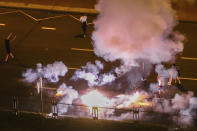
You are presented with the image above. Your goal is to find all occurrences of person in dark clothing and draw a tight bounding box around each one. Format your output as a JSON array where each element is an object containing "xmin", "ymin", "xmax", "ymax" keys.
[
  {"xmin": 172, "ymin": 64, "xmax": 181, "ymax": 84},
  {"xmin": 80, "ymin": 15, "xmax": 87, "ymax": 38},
  {"xmin": 4, "ymin": 33, "xmax": 16, "ymax": 62},
  {"xmin": 172, "ymin": 64, "xmax": 183, "ymax": 90}
]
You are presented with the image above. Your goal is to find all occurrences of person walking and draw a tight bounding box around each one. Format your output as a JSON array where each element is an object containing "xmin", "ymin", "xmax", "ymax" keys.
[
  {"xmin": 80, "ymin": 15, "xmax": 87, "ymax": 38},
  {"xmin": 4, "ymin": 33, "xmax": 16, "ymax": 62}
]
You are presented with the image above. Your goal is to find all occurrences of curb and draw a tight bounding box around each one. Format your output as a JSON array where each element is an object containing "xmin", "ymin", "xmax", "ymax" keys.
[{"xmin": 0, "ymin": 1, "xmax": 99, "ymax": 14}]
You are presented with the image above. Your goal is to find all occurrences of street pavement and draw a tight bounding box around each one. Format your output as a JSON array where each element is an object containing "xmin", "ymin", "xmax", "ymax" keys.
[
  {"xmin": 1, "ymin": 0, "xmax": 197, "ymax": 21},
  {"xmin": 0, "ymin": 8, "xmax": 97, "ymax": 96},
  {"xmin": 0, "ymin": 8, "xmax": 197, "ymax": 105},
  {"xmin": 0, "ymin": 0, "xmax": 98, "ymax": 14},
  {"xmin": 1, "ymin": 0, "xmax": 96, "ymax": 9}
]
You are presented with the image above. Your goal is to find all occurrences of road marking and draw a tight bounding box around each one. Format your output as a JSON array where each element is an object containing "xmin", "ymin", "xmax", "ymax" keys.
[
  {"xmin": 38, "ymin": 14, "xmax": 67, "ymax": 21},
  {"xmin": 181, "ymin": 57, "xmax": 197, "ymax": 61},
  {"xmin": 0, "ymin": 10, "xmax": 18, "ymax": 15},
  {"xmin": 0, "ymin": 23, "xmax": 6, "ymax": 26},
  {"xmin": 88, "ymin": 23, "xmax": 94, "ymax": 25},
  {"xmin": 69, "ymin": 15, "xmax": 81, "ymax": 22},
  {"xmin": 19, "ymin": 10, "xmax": 38, "ymax": 21},
  {"xmin": 71, "ymin": 48, "xmax": 94, "ymax": 52},
  {"xmin": 41, "ymin": 27, "xmax": 56, "ymax": 30},
  {"xmin": 0, "ymin": 10, "xmax": 94, "ymax": 26},
  {"xmin": 68, "ymin": 67, "xmax": 81, "ymax": 70},
  {"xmin": 180, "ymin": 77, "xmax": 197, "ymax": 81}
]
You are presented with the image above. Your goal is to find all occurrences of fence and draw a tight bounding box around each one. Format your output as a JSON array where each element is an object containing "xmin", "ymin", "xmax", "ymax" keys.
[{"xmin": 0, "ymin": 95, "xmax": 196, "ymax": 128}]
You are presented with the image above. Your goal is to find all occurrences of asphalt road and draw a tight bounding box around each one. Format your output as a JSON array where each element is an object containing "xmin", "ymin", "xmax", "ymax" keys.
[{"xmin": 0, "ymin": 8, "xmax": 197, "ymax": 103}]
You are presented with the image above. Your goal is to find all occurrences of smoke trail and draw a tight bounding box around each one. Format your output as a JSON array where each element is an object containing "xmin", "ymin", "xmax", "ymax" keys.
[
  {"xmin": 92, "ymin": 0, "xmax": 184, "ymax": 74},
  {"xmin": 22, "ymin": 61, "xmax": 68, "ymax": 83},
  {"xmin": 57, "ymin": 83, "xmax": 79, "ymax": 114},
  {"xmin": 72, "ymin": 60, "xmax": 116, "ymax": 87}
]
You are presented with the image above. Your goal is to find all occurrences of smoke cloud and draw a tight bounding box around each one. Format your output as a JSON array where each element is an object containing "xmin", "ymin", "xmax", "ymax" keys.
[
  {"xmin": 72, "ymin": 60, "xmax": 116, "ymax": 87},
  {"xmin": 152, "ymin": 91, "xmax": 197, "ymax": 126},
  {"xmin": 92, "ymin": 0, "xmax": 184, "ymax": 72},
  {"xmin": 57, "ymin": 83, "xmax": 79, "ymax": 114},
  {"xmin": 22, "ymin": 61, "xmax": 68, "ymax": 83},
  {"xmin": 155, "ymin": 64, "xmax": 178, "ymax": 79}
]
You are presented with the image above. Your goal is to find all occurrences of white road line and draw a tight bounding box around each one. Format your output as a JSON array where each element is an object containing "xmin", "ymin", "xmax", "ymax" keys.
[
  {"xmin": 38, "ymin": 15, "xmax": 67, "ymax": 21},
  {"xmin": 69, "ymin": 15, "xmax": 81, "ymax": 22},
  {"xmin": 0, "ymin": 10, "xmax": 18, "ymax": 15},
  {"xmin": 19, "ymin": 10, "xmax": 38, "ymax": 21}
]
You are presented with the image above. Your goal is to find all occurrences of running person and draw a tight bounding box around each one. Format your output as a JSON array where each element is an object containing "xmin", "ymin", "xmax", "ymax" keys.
[
  {"xmin": 80, "ymin": 15, "xmax": 87, "ymax": 38},
  {"xmin": 4, "ymin": 33, "xmax": 16, "ymax": 62}
]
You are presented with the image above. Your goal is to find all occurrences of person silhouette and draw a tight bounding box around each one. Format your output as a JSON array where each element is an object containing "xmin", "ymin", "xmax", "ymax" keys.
[
  {"xmin": 4, "ymin": 33, "xmax": 16, "ymax": 62},
  {"xmin": 80, "ymin": 15, "xmax": 88, "ymax": 38}
]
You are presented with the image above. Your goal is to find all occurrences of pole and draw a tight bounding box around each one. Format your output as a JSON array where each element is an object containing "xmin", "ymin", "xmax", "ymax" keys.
[{"xmin": 40, "ymin": 77, "xmax": 43, "ymax": 114}]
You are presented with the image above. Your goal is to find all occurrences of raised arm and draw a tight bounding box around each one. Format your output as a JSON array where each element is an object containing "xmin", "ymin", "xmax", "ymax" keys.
[{"xmin": 10, "ymin": 35, "xmax": 16, "ymax": 43}]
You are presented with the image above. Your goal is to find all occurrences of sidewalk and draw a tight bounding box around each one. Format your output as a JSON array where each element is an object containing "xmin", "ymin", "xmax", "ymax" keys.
[{"xmin": 0, "ymin": 0, "xmax": 98, "ymax": 14}]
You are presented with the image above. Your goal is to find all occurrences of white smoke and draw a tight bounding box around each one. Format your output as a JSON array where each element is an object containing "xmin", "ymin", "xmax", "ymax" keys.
[
  {"xmin": 152, "ymin": 91, "xmax": 197, "ymax": 126},
  {"xmin": 149, "ymin": 64, "xmax": 178, "ymax": 92},
  {"xmin": 99, "ymin": 73, "xmax": 116, "ymax": 86},
  {"xmin": 57, "ymin": 83, "xmax": 79, "ymax": 114},
  {"xmin": 72, "ymin": 60, "xmax": 116, "ymax": 86},
  {"xmin": 155, "ymin": 64, "xmax": 178, "ymax": 79},
  {"xmin": 92, "ymin": 0, "xmax": 184, "ymax": 74},
  {"xmin": 172, "ymin": 92, "xmax": 197, "ymax": 126},
  {"xmin": 22, "ymin": 61, "xmax": 68, "ymax": 83},
  {"xmin": 149, "ymin": 83, "xmax": 159, "ymax": 93}
]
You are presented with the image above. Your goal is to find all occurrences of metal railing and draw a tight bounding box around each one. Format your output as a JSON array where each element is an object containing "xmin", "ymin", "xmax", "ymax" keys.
[{"xmin": 0, "ymin": 95, "xmax": 196, "ymax": 128}]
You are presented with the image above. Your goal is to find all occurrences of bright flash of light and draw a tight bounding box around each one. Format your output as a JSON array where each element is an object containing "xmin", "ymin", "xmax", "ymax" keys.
[
  {"xmin": 115, "ymin": 92, "xmax": 152, "ymax": 108},
  {"xmin": 81, "ymin": 90, "xmax": 112, "ymax": 107},
  {"xmin": 56, "ymin": 90, "xmax": 63, "ymax": 96},
  {"xmin": 80, "ymin": 90, "xmax": 152, "ymax": 118},
  {"xmin": 81, "ymin": 90, "xmax": 152, "ymax": 109}
]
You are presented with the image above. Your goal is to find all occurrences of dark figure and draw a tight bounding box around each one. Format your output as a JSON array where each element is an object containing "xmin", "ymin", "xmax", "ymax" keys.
[
  {"xmin": 172, "ymin": 64, "xmax": 182, "ymax": 90},
  {"xmin": 80, "ymin": 15, "xmax": 87, "ymax": 38},
  {"xmin": 92, "ymin": 106, "xmax": 98, "ymax": 120},
  {"xmin": 4, "ymin": 33, "xmax": 16, "ymax": 62},
  {"xmin": 52, "ymin": 100, "xmax": 58, "ymax": 118},
  {"xmin": 12, "ymin": 96, "xmax": 18, "ymax": 116},
  {"xmin": 133, "ymin": 107, "xmax": 139, "ymax": 120},
  {"xmin": 172, "ymin": 64, "xmax": 181, "ymax": 82}
]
